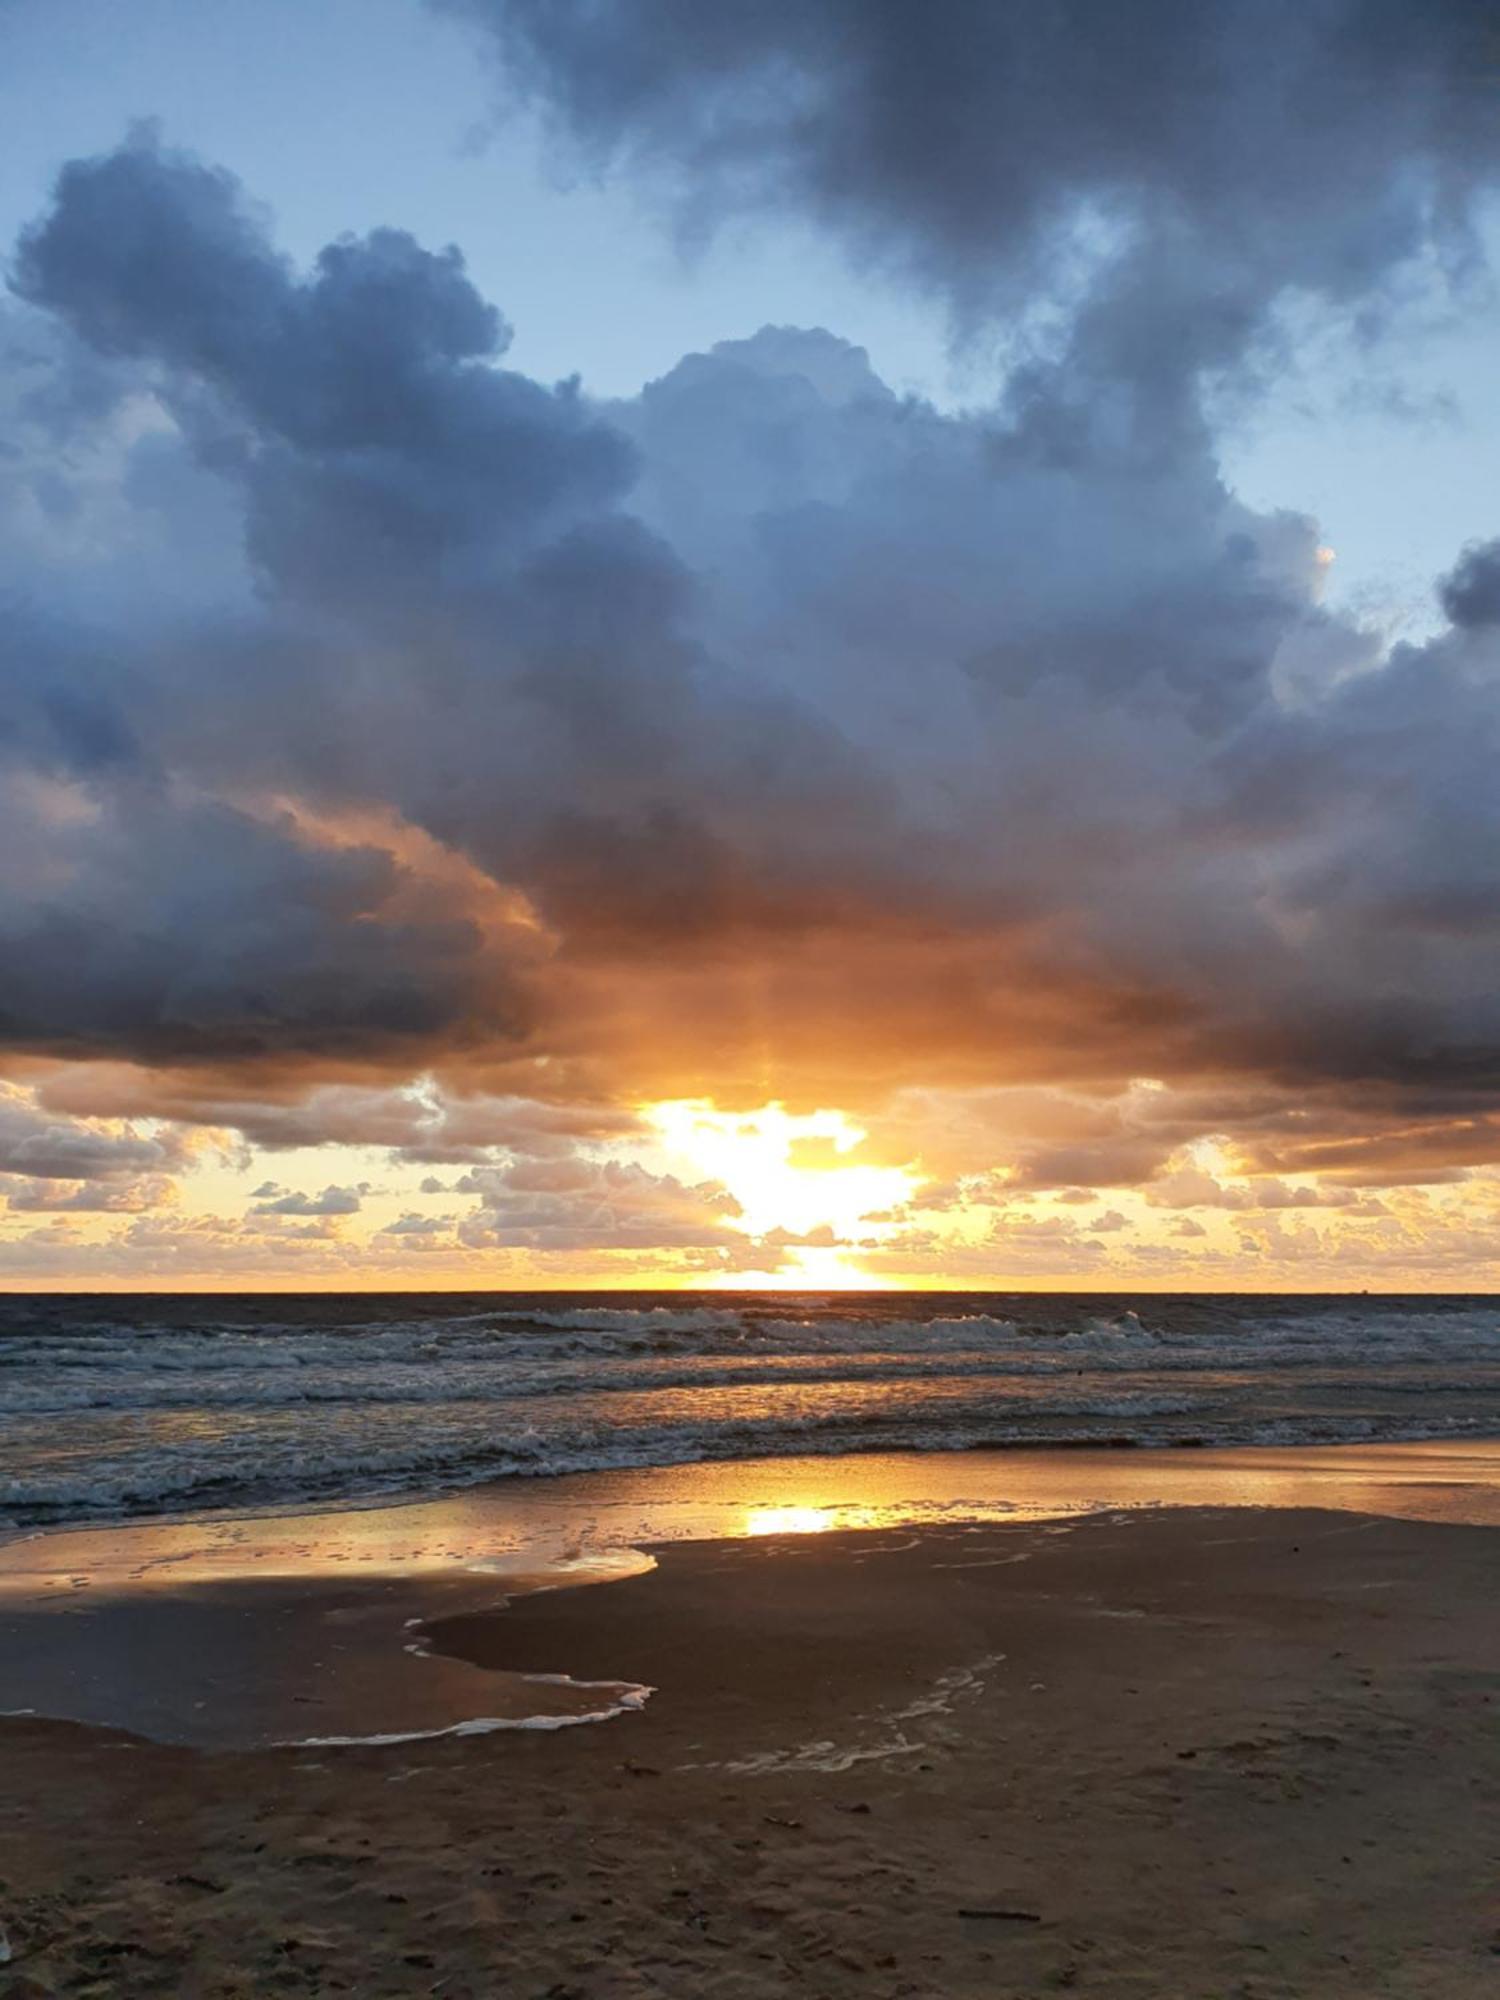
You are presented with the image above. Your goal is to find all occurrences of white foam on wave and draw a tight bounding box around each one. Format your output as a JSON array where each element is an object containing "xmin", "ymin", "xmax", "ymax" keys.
[
  {"xmin": 281, "ymin": 1676, "xmax": 653, "ymax": 1749},
  {"xmin": 6, "ymin": 1295, "xmax": 1500, "ymax": 1527},
  {"xmin": 8, "ymin": 1399, "xmax": 1499, "ymax": 1524}
]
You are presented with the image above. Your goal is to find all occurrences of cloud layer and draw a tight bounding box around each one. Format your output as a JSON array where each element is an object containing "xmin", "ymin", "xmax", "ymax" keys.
[{"xmin": 4, "ymin": 3, "xmax": 1500, "ymax": 1278}]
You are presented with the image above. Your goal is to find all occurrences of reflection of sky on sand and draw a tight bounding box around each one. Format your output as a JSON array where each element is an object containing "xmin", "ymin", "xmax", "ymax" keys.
[
  {"xmin": 5, "ymin": 1440, "xmax": 1499, "ymax": 1609},
  {"xmin": 2, "ymin": 1441, "xmax": 1498, "ymax": 1750}
]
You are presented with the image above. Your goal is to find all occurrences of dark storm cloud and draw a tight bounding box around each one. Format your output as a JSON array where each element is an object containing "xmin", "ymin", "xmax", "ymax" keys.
[
  {"xmin": 28, "ymin": 1069, "xmax": 648, "ymax": 1164},
  {"xmin": 13, "ymin": 135, "xmax": 634, "ymax": 602},
  {"xmin": 2, "ymin": 137, "xmax": 892, "ymax": 1072},
  {"xmin": 1, "ymin": 135, "xmax": 637, "ymax": 1063},
  {"xmin": 448, "ymin": 1, "xmax": 1500, "ymax": 333},
  {"xmin": 0, "ymin": 784, "xmax": 537, "ymax": 1061},
  {"xmin": 1440, "ymin": 540, "xmax": 1500, "ymax": 628},
  {"xmin": 0, "ymin": 607, "xmax": 141, "ymax": 778},
  {"xmin": 610, "ymin": 323, "xmax": 1500, "ymax": 1098},
  {"xmin": 4, "ymin": 99, "xmax": 1500, "ymax": 1191}
]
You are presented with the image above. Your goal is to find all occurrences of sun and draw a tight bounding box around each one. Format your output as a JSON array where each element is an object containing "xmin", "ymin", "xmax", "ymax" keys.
[{"xmin": 645, "ymin": 1100, "xmax": 916, "ymax": 1286}]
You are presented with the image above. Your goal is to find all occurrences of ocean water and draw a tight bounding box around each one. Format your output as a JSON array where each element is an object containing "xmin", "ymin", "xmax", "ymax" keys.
[{"xmin": 3, "ymin": 1290, "xmax": 1499, "ymax": 1529}]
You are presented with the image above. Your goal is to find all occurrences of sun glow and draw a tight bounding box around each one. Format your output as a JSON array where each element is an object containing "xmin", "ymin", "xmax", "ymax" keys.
[{"xmin": 646, "ymin": 1099, "xmax": 916, "ymax": 1286}]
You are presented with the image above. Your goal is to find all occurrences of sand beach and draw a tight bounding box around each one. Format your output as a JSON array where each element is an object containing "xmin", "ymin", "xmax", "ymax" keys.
[{"xmin": 2, "ymin": 1448, "xmax": 1497, "ymax": 1996}]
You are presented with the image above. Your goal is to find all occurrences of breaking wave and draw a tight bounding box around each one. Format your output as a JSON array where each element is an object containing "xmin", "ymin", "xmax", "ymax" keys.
[{"xmin": 3, "ymin": 1291, "xmax": 1499, "ymax": 1526}]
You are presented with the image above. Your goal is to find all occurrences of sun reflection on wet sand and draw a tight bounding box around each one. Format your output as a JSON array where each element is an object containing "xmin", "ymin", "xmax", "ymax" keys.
[
  {"xmin": 5, "ymin": 1441, "xmax": 1499, "ymax": 1610},
  {"xmin": 2, "ymin": 1442, "xmax": 1499, "ymax": 1750},
  {"xmin": 745, "ymin": 1504, "xmax": 836, "ymax": 1535}
]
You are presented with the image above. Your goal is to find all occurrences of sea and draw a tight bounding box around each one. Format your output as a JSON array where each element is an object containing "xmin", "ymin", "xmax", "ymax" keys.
[{"xmin": 4, "ymin": 1290, "xmax": 1500, "ymax": 1532}]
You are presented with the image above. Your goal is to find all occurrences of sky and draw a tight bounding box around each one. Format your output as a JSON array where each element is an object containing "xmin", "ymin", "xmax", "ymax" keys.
[{"xmin": 2, "ymin": 0, "xmax": 1500, "ymax": 1291}]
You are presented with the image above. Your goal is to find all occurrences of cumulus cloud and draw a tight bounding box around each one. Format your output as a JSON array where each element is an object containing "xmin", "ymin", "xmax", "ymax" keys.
[
  {"xmin": 455, "ymin": 1157, "xmax": 744, "ymax": 1251},
  {"xmin": 3, "ymin": 1173, "xmax": 176, "ymax": 1213},
  {"xmin": 0, "ymin": 1080, "xmax": 194, "ymax": 1181},
  {"xmin": 12, "ymin": 134, "xmax": 633, "ymax": 602},
  {"xmin": 0, "ymin": 1209, "xmax": 372, "ymax": 1282},
  {"xmin": 377, "ymin": 1211, "xmax": 454, "ymax": 1237},
  {"xmin": 248, "ymin": 1182, "xmax": 366, "ymax": 1217},
  {"xmin": 1145, "ymin": 1165, "xmax": 1371, "ymax": 1211}
]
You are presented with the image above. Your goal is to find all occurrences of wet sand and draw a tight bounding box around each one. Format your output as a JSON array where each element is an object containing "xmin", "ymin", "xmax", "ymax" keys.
[{"xmin": 2, "ymin": 1499, "xmax": 1498, "ymax": 1996}]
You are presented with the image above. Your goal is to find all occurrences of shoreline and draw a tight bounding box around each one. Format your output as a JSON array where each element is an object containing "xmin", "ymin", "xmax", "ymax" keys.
[
  {"xmin": 11, "ymin": 1291, "xmax": 1500, "ymax": 1534},
  {"xmin": 6, "ymin": 1434, "xmax": 1499, "ymax": 1594},
  {"xmin": 2, "ymin": 1495, "xmax": 1497, "ymax": 1994},
  {"xmin": 9, "ymin": 1418, "xmax": 1500, "ymax": 1547}
]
